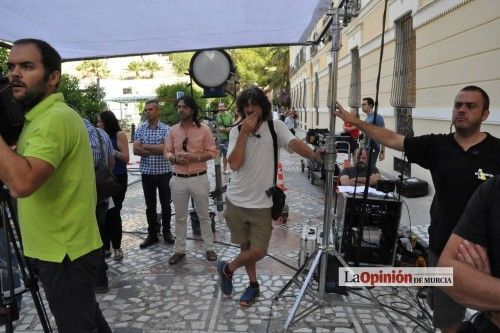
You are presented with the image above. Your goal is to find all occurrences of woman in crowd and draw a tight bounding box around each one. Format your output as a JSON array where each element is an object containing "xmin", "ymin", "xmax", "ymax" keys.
[{"xmin": 97, "ymin": 110, "xmax": 130, "ymax": 261}]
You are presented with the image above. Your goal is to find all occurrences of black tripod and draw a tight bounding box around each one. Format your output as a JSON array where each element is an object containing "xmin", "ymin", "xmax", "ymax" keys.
[{"xmin": 0, "ymin": 187, "xmax": 52, "ymax": 332}]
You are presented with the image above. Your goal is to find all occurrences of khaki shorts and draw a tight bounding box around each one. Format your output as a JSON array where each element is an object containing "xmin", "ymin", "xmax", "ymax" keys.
[{"xmin": 224, "ymin": 198, "xmax": 273, "ymax": 252}]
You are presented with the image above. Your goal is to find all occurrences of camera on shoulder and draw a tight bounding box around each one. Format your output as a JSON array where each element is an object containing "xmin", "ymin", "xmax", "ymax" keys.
[{"xmin": 0, "ymin": 76, "xmax": 25, "ymax": 145}]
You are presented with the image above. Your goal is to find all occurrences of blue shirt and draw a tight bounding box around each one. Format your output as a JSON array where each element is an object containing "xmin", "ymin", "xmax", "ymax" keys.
[
  {"xmin": 364, "ymin": 112, "xmax": 385, "ymax": 150},
  {"xmin": 84, "ymin": 119, "xmax": 114, "ymax": 167},
  {"xmin": 134, "ymin": 121, "xmax": 172, "ymax": 175}
]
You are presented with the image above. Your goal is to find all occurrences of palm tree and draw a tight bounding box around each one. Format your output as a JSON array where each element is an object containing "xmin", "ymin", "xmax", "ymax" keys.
[
  {"xmin": 75, "ymin": 60, "xmax": 110, "ymax": 98},
  {"xmin": 127, "ymin": 61, "xmax": 144, "ymax": 79},
  {"xmin": 76, "ymin": 60, "xmax": 110, "ymax": 82},
  {"xmin": 143, "ymin": 60, "xmax": 163, "ymax": 78}
]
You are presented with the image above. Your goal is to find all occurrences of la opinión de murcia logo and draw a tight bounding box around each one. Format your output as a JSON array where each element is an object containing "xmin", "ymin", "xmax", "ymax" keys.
[{"xmin": 339, "ymin": 267, "xmax": 453, "ymax": 287}]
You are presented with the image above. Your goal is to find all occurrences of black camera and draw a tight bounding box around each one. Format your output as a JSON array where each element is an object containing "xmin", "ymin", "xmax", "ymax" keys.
[{"xmin": 0, "ymin": 76, "xmax": 25, "ymax": 145}]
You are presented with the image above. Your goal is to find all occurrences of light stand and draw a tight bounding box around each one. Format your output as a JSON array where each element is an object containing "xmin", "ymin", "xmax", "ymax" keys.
[{"xmin": 274, "ymin": 2, "xmax": 388, "ymax": 331}]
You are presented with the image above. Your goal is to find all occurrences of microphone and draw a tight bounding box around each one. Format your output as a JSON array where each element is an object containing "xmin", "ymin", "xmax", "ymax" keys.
[
  {"xmin": 253, "ymin": 133, "xmax": 261, "ymax": 138},
  {"xmin": 471, "ymin": 150, "xmax": 479, "ymax": 156}
]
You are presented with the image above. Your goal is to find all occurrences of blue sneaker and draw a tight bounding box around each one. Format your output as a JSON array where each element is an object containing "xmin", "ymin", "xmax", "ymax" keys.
[
  {"xmin": 217, "ymin": 260, "xmax": 233, "ymax": 298},
  {"xmin": 239, "ymin": 284, "xmax": 260, "ymax": 307}
]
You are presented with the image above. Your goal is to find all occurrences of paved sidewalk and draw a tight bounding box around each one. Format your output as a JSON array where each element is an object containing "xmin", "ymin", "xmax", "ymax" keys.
[{"xmin": 12, "ymin": 135, "xmax": 435, "ymax": 332}]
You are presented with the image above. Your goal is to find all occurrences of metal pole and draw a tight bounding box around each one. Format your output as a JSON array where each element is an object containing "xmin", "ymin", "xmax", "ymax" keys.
[{"xmin": 318, "ymin": 6, "xmax": 341, "ymax": 299}]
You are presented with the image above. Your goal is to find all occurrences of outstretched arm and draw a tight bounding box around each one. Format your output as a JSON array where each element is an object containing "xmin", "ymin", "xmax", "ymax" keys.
[{"xmin": 335, "ymin": 102, "xmax": 405, "ymax": 152}]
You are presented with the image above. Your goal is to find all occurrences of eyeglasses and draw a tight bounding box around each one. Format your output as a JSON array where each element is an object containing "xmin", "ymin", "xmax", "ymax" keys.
[{"xmin": 182, "ymin": 138, "xmax": 188, "ymax": 152}]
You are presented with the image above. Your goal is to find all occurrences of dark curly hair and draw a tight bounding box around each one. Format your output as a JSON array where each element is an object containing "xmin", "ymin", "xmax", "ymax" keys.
[{"xmin": 236, "ymin": 87, "xmax": 272, "ymax": 121}]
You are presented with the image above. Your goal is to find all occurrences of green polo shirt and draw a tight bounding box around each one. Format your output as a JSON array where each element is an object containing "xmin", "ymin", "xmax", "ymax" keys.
[
  {"xmin": 16, "ymin": 93, "xmax": 102, "ymax": 262},
  {"xmin": 217, "ymin": 112, "xmax": 234, "ymax": 140}
]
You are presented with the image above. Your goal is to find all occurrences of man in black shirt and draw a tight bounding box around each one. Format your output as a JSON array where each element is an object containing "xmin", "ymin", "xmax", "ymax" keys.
[
  {"xmin": 339, "ymin": 148, "xmax": 381, "ymax": 186},
  {"xmin": 335, "ymin": 86, "xmax": 500, "ymax": 332},
  {"xmin": 438, "ymin": 176, "xmax": 500, "ymax": 331}
]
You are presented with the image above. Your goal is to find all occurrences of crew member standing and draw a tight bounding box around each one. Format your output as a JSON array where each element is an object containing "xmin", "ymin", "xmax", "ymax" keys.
[
  {"xmin": 335, "ymin": 86, "xmax": 500, "ymax": 333},
  {"xmin": 217, "ymin": 87, "xmax": 322, "ymax": 307},
  {"xmin": 216, "ymin": 102, "xmax": 233, "ymax": 174},
  {"xmin": 164, "ymin": 95, "xmax": 218, "ymax": 265},
  {"xmin": 133, "ymin": 99, "xmax": 175, "ymax": 248}
]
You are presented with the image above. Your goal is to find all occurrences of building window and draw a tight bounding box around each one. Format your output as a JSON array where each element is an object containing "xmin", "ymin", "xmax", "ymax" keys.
[
  {"xmin": 302, "ymin": 79, "xmax": 307, "ymax": 123},
  {"xmin": 391, "ymin": 13, "xmax": 416, "ymax": 176},
  {"xmin": 391, "ymin": 13, "xmax": 416, "ymax": 110},
  {"xmin": 314, "ymin": 72, "xmax": 319, "ymax": 126},
  {"xmin": 327, "ymin": 63, "xmax": 332, "ymax": 109},
  {"xmin": 348, "ymin": 48, "xmax": 361, "ymax": 109},
  {"xmin": 123, "ymin": 88, "xmax": 132, "ymax": 95}
]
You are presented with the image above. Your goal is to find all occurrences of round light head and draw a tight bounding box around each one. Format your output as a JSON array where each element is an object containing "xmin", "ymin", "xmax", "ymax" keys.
[{"xmin": 189, "ymin": 49, "xmax": 234, "ymax": 89}]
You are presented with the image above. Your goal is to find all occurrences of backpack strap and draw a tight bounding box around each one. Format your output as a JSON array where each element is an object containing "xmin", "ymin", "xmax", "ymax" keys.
[
  {"xmin": 238, "ymin": 120, "xmax": 278, "ymax": 185},
  {"xmin": 268, "ymin": 120, "xmax": 278, "ymax": 186}
]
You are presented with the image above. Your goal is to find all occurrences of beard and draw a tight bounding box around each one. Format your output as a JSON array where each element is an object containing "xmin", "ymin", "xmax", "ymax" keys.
[
  {"xmin": 454, "ymin": 118, "xmax": 482, "ymax": 137},
  {"xmin": 12, "ymin": 81, "xmax": 48, "ymax": 110}
]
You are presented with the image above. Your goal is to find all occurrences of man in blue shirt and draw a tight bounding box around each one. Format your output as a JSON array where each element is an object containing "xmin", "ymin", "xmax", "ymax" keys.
[
  {"xmin": 84, "ymin": 119, "xmax": 114, "ymax": 293},
  {"xmin": 133, "ymin": 99, "xmax": 174, "ymax": 248},
  {"xmin": 361, "ymin": 97, "xmax": 385, "ymax": 168}
]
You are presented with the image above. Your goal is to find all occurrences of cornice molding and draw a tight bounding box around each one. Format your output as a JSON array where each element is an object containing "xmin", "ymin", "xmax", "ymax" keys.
[{"xmin": 413, "ymin": 0, "xmax": 471, "ymax": 29}]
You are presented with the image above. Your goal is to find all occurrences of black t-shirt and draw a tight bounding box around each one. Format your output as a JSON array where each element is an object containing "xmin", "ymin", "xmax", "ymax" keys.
[
  {"xmin": 340, "ymin": 165, "xmax": 379, "ymax": 179},
  {"xmin": 404, "ymin": 133, "xmax": 500, "ymax": 254},
  {"xmin": 454, "ymin": 175, "xmax": 500, "ymax": 278}
]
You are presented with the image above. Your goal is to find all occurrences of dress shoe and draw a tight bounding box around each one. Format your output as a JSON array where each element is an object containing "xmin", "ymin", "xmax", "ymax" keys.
[
  {"xmin": 163, "ymin": 232, "xmax": 175, "ymax": 244},
  {"xmin": 139, "ymin": 235, "xmax": 159, "ymax": 249},
  {"xmin": 168, "ymin": 252, "xmax": 186, "ymax": 265}
]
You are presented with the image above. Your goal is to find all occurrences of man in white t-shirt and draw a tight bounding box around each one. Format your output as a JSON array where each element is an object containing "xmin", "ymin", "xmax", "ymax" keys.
[{"xmin": 217, "ymin": 87, "xmax": 323, "ymax": 307}]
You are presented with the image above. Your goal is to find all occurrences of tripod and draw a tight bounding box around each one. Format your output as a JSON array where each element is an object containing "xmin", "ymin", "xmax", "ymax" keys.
[{"xmin": 0, "ymin": 187, "xmax": 52, "ymax": 332}]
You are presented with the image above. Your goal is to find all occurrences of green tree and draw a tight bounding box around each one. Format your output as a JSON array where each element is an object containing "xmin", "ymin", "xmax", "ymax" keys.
[
  {"xmin": 58, "ymin": 74, "xmax": 106, "ymax": 122},
  {"xmin": 169, "ymin": 52, "xmax": 194, "ymax": 76},
  {"xmin": 229, "ymin": 48, "xmax": 273, "ymax": 89},
  {"xmin": 155, "ymin": 83, "xmax": 206, "ymax": 125},
  {"xmin": 268, "ymin": 47, "xmax": 290, "ymax": 90},
  {"xmin": 127, "ymin": 60, "xmax": 144, "ymax": 79},
  {"xmin": 76, "ymin": 60, "xmax": 110, "ymax": 82},
  {"xmin": 0, "ymin": 47, "xmax": 9, "ymax": 76},
  {"xmin": 143, "ymin": 60, "xmax": 163, "ymax": 78}
]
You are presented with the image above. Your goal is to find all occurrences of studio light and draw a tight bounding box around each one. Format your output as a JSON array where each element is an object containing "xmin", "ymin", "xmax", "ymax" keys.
[{"xmin": 189, "ymin": 49, "xmax": 234, "ymax": 98}]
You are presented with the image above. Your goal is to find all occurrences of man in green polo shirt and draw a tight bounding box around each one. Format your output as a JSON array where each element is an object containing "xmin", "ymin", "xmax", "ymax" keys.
[
  {"xmin": 216, "ymin": 102, "xmax": 234, "ymax": 174},
  {"xmin": 0, "ymin": 39, "xmax": 110, "ymax": 332}
]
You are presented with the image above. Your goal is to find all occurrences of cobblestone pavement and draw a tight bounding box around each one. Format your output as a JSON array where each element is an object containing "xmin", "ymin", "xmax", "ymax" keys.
[{"xmin": 12, "ymin": 136, "xmax": 435, "ymax": 333}]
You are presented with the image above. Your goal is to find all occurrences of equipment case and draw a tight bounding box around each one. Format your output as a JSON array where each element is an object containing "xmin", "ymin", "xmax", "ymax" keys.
[{"xmin": 397, "ymin": 177, "xmax": 429, "ymax": 198}]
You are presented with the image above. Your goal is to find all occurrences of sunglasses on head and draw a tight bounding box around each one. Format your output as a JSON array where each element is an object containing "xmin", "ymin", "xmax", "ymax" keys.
[{"xmin": 182, "ymin": 138, "xmax": 188, "ymax": 152}]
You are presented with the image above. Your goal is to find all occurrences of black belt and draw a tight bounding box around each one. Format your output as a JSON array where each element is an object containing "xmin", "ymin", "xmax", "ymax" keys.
[{"xmin": 173, "ymin": 170, "xmax": 207, "ymax": 178}]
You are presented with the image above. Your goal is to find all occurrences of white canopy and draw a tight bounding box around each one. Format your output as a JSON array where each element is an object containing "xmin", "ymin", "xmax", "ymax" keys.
[{"xmin": 0, "ymin": 0, "xmax": 331, "ymax": 61}]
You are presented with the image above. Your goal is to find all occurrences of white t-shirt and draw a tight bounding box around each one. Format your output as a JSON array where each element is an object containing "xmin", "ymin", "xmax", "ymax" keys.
[
  {"xmin": 284, "ymin": 116, "xmax": 295, "ymax": 129},
  {"xmin": 227, "ymin": 120, "xmax": 295, "ymax": 208}
]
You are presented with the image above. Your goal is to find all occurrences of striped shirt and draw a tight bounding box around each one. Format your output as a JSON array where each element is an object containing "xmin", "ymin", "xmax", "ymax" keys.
[
  {"xmin": 134, "ymin": 121, "xmax": 172, "ymax": 174},
  {"xmin": 84, "ymin": 119, "xmax": 114, "ymax": 167}
]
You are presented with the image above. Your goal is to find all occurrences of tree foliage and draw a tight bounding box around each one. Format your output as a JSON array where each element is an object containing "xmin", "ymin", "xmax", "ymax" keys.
[
  {"xmin": 144, "ymin": 60, "xmax": 163, "ymax": 78},
  {"xmin": 127, "ymin": 61, "xmax": 144, "ymax": 78},
  {"xmin": 155, "ymin": 83, "xmax": 235, "ymax": 125},
  {"xmin": 169, "ymin": 52, "xmax": 193, "ymax": 76},
  {"xmin": 168, "ymin": 47, "xmax": 290, "ymax": 105},
  {"xmin": 0, "ymin": 47, "xmax": 8, "ymax": 76},
  {"xmin": 76, "ymin": 60, "xmax": 110, "ymax": 81},
  {"xmin": 58, "ymin": 74, "xmax": 107, "ymax": 122}
]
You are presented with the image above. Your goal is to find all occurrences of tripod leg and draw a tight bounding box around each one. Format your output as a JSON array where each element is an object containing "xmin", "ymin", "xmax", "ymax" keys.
[
  {"xmin": 3, "ymin": 200, "xmax": 53, "ymax": 332},
  {"xmin": 273, "ymin": 248, "xmax": 319, "ymax": 300},
  {"xmin": 284, "ymin": 249, "xmax": 323, "ymax": 332}
]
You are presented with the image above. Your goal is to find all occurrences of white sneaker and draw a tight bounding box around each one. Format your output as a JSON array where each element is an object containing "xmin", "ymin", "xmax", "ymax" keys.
[{"xmin": 223, "ymin": 170, "xmax": 231, "ymax": 175}]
